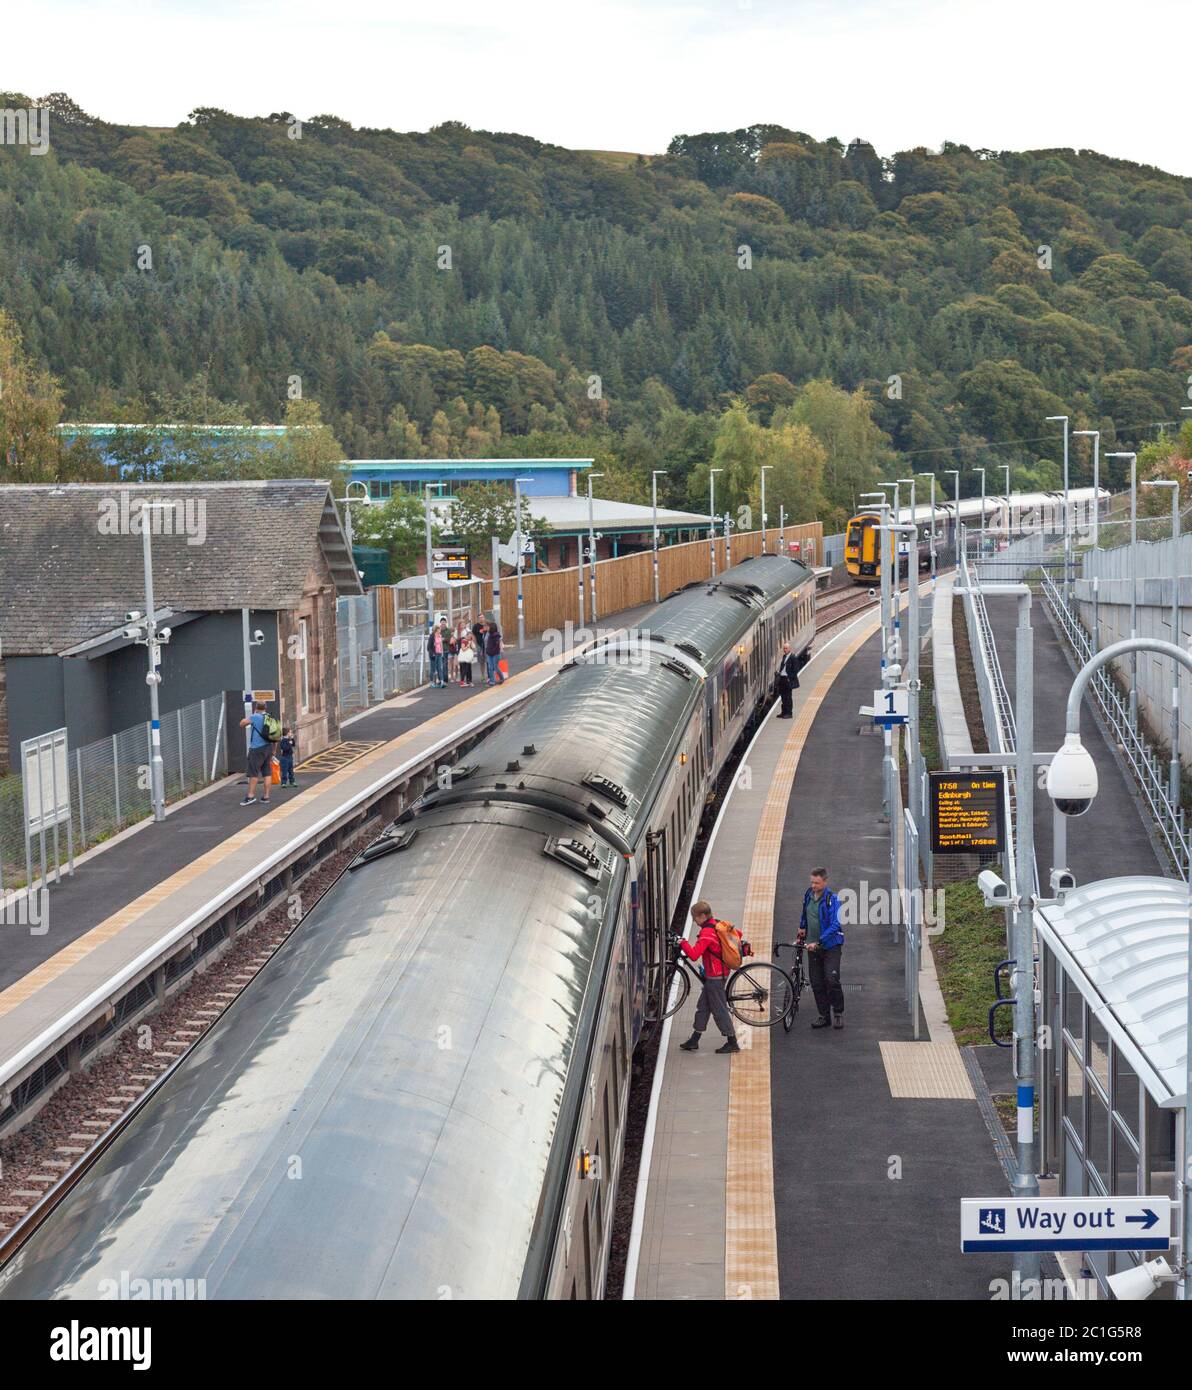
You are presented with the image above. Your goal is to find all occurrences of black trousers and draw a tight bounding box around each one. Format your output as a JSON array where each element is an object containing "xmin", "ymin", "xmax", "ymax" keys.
[
  {"xmin": 777, "ymin": 676, "xmax": 794, "ymax": 716},
  {"xmin": 808, "ymin": 945, "xmax": 843, "ymax": 1018}
]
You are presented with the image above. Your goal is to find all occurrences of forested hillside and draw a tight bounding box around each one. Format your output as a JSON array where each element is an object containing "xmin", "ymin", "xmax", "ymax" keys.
[{"xmin": 2, "ymin": 93, "xmax": 1191, "ymax": 524}]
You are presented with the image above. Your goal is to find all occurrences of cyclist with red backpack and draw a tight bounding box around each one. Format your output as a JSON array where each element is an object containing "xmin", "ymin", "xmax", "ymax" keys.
[{"xmin": 678, "ymin": 900, "xmax": 740, "ymax": 1055}]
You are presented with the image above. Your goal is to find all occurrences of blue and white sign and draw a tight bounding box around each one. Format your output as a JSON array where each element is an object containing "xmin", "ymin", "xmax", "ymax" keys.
[
  {"xmin": 961, "ymin": 1197, "xmax": 1171, "ymax": 1253},
  {"xmin": 871, "ymin": 688, "xmax": 908, "ymax": 725}
]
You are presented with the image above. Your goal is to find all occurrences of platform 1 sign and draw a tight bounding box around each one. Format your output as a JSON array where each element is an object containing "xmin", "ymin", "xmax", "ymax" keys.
[
  {"xmin": 871, "ymin": 688, "xmax": 908, "ymax": 725},
  {"xmin": 929, "ymin": 771, "xmax": 1005, "ymax": 855},
  {"xmin": 962, "ymin": 1197, "xmax": 1171, "ymax": 1253}
]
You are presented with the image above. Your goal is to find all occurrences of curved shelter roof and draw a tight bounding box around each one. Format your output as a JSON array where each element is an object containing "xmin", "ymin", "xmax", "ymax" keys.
[{"xmin": 1034, "ymin": 876, "xmax": 1189, "ymax": 1107}]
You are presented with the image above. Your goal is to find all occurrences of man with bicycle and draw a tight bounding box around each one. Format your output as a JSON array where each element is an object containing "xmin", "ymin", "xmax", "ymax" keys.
[
  {"xmin": 798, "ymin": 867, "xmax": 844, "ymax": 1030},
  {"xmin": 677, "ymin": 900, "xmax": 740, "ymax": 1055}
]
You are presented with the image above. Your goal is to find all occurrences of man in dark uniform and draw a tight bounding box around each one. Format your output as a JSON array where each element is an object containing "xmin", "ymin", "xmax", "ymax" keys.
[{"xmin": 775, "ymin": 641, "xmax": 800, "ymax": 718}]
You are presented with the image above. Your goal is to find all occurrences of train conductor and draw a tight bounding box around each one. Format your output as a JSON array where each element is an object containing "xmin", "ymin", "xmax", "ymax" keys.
[{"xmin": 775, "ymin": 642, "xmax": 800, "ymax": 719}]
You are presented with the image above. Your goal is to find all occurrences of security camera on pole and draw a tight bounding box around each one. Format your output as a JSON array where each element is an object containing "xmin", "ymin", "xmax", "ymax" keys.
[
  {"xmin": 917, "ymin": 472, "xmax": 937, "ymax": 584},
  {"xmin": 760, "ymin": 465, "xmax": 772, "ymax": 555},
  {"xmin": 945, "ymin": 468, "xmax": 960, "ymax": 561},
  {"xmin": 586, "ymin": 471, "xmax": 604, "ymax": 623},
  {"xmin": 709, "ymin": 468, "xmax": 722, "ymax": 577},
  {"xmin": 514, "ymin": 475, "xmax": 533, "ymax": 647}
]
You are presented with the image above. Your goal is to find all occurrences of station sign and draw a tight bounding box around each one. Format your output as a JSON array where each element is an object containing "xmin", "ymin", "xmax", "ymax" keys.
[
  {"xmin": 432, "ymin": 546, "xmax": 472, "ymax": 581},
  {"xmin": 250, "ymin": 689, "xmax": 276, "ymax": 703},
  {"xmin": 929, "ymin": 771, "xmax": 1005, "ymax": 854},
  {"xmin": 872, "ymin": 688, "xmax": 909, "ymax": 725},
  {"xmin": 961, "ymin": 1197, "xmax": 1171, "ymax": 1253}
]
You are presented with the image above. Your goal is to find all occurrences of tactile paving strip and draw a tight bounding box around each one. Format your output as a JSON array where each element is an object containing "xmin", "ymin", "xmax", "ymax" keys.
[
  {"xmin": 879, "ymin": 1041, "xmax": 976, "ymax": 1099},
  {"xmin": 295, "ymin": 740, "xmax": 383, "ymax": 773}
]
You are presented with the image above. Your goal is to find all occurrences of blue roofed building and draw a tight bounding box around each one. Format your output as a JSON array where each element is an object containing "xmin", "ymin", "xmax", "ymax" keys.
[{"xmin": 344, "ymin": 457, "xmax": 592, "ymax": 500}]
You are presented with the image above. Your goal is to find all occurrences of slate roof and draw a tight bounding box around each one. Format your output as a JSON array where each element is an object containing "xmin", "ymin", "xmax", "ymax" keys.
[{"xmin": 0, "ymin": 481, "xmax": 362, "ymax": 656}]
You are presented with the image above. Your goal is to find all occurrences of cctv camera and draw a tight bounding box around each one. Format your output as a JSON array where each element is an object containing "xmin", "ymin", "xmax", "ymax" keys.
[
  {"xmin": 978, "ymin": 869, "xmax": 1009, "ymax": 904},
  {"xmin": 1105, "ymin": 1257, "xmax": 1175, "ymax": 1301},
  {"xmin": 1050, "ymin": 867, "xmax": 1076, "ymax": 894},
  {"xmin": 125, "ymin": 610, "xmax": 142, "ymax": 623},
  {"xmin": 145, "ymin": 671, "xmax": 161, "ymax": 686},
  {"xmin": 253, "ymin": 629, "xmax": 265, "ymax": 644},
  {"xmin": 159, "ymin": 626, "xmax": 172, "ymax": 642},
  {"xmin": 1046, "ymin": 734, "xmax": 1098, "ymax": 817},
  {"xmin": 122, "ymin": 625, "xmax": 140, "ymax": 640}
]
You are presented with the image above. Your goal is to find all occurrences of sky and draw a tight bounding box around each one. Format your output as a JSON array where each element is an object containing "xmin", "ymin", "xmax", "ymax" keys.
[{"xmin": 7, "ymin": 0, "xmax": 1191, "ymax": 176}]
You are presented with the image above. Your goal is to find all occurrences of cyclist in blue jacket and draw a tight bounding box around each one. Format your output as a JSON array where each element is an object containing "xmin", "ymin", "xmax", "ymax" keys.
[{"xmin": 797, "ymin": 867, "xmax": 844, "ymax": 1030}]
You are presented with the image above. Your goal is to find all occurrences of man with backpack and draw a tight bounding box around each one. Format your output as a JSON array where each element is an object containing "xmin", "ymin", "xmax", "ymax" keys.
[
  {"xmin": 677, "ymin": 900, "xmax": 740, "ymax": 1055},
  {"xmin": 797, "ymin": 867, "xmax": 845, "ymax": 1029},
  {"xmin": 238, "ymin": 701, "xmax": 279, "ymax": 806}
]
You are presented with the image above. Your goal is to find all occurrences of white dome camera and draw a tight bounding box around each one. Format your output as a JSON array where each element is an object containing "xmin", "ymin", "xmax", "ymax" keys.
[{"xmin": 1046, "ymin": 734, "xmax": 1098, "ymax": 817}]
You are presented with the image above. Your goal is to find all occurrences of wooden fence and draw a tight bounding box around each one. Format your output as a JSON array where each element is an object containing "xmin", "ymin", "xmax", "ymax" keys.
[{"xmin": 376, "ymin": 521, "xmax": 823, "ymax": 642}]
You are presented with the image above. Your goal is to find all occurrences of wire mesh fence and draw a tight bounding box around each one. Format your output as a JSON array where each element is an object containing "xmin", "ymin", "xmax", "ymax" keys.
[{"xmin": 0, "ymin": 694, "xmax": 228, "ymax": 892}]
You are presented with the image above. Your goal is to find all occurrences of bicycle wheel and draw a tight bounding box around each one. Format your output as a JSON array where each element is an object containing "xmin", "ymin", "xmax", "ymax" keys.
[
  {"xmin": 727, "ymin": 962, "xmax": 793, "ymax": 1028},
  {"xmin": 645, "ymin": 961, "xmax": 690, "ymax": 1022},
  {"xmin": 783, "ymin": 963, "xmax": 805, "ymax": 1033}
]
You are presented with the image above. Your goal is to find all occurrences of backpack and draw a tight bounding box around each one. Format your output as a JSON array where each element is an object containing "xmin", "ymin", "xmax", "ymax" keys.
[
  {"xmin": 263, "ymin": 714, "xmax": 282, "ymax": 743},
  {"xmin": 714, "ymin": 919, "xmax": 745, "ymax": 970}
]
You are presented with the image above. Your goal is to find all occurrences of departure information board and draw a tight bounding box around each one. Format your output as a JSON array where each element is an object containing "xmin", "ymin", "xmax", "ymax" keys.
[{"xmin": 929, "ymin": 772, "xmax": 1005, "ymax": 854}]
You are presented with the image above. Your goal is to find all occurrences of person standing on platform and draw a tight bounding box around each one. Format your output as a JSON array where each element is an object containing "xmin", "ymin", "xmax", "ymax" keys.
[
  {"xmin": 774, "ymin": 641, "xmax": 800, "ymax": 719},
  {"xmin": 798, "ymin": 867, "xmax": 844, "ymax": 1029},
  {"xmin": 485, "ymin": 620, "xmax": 505, "ymax": 685},
  {"xmin": 678, "ymin": 900, "xmax": 740, "ymax": 1055}
]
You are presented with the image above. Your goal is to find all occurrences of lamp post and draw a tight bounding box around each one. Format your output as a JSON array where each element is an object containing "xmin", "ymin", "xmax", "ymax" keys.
[
  {"xmin": 917, "ymin": 472, "xmax": 937, "ymax": 583},
  {"xmin": 1073, "ymin": 430, "xmax": 1101, "ymax": 550},
  {"xmin": 779, "ymin": 503, "xmax": 786, "ymax": 554},
  {"xmin": 974, "ymin": 466, "xmax": 986, "ymax": 565},
  {"xmin": 423, "ymin": 483, "xmax": 441, "ymax": 641},
  {"xmin": 129, "ymin": 501, "xmax": 178, "ymax": 824},
  {"xmin": 861, "ymin": 492, "xmax": 888, "ymax": 675},
  {"xmin": 652, "ymin": 470, "xmax": 667, "ymax": 604},
  {"xmin": 1143, "ymin": 480, "xmax": 1182, "ymax": 808},
  {"xmin": 1108, "ymin": 452, "xmax": 1139, "ymax": 725},
  {"xmin": 709, "ymin": 468, "xmax": 722, "ymax": 577},
  {"xmin": 760, "ymin": 465, "xmax": 772, "ymax": 554},
  {"xmin": 1001, "ymin": 464, "xmax": 1011, "ymax": 540},
  {"xmin": 586, "ymin": 471, "xmax": 604, "ymax": 624},
  {"xmin": 513, "ymin": 476, "xmax": 532, "ymax": 647},
  {"xmin": 1053, "ymin": 637, "xmax": 1192, "ymax": 1301},
  {"xmin": 1046, "ymin": 415, "xmax": 1070, "ymax": 599},
  {"xmin": 880, "ymin": 482, "xmax": 901, "ymax": 667},
  {"xmin": 724, "ymin": 510, "xmax": 733, "ymax": 569},
  {"xmin": 945, "ymin": 468, "xmax": 960, "ymax": 562}
]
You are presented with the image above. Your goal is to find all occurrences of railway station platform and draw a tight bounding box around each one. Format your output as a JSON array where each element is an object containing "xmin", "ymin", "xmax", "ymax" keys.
[
  {"xmin": 627, "ymin": 593, "xmax": 1014, "ymax": 1301},
  {"xmin": 0, "ymin": 605, "xmax": 655, "ymax": 1117}
]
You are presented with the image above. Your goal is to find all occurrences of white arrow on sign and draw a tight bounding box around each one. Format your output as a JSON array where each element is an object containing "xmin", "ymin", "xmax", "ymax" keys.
[{"xmin": 961, "ymin": 1197, "xmax": 1171, "ymax": 1253}]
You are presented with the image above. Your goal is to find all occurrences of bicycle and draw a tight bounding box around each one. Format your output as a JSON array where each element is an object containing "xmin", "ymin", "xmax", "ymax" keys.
[
  {"xmin": 773, "ymin": 939, "xmax": 808, "ymax": 1033},
  {"xmin": 645, "ymin": 932, "xmax": 794, "ymax": 1028}
]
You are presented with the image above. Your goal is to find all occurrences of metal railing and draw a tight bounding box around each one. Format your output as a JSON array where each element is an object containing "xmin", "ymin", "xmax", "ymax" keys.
[
  {"xmin": 0, "ymin": 694, "xmax": 228, "ymax": 892},
  {"xmin": 1041, "ymin": 570, "xmax": 1191, "ymax": 881}
]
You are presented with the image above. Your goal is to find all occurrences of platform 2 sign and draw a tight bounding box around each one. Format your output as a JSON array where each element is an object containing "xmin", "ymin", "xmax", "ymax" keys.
[
  {"xmin": 929, "ymin": 771, "xmax": 1005, "ymax": 855},
  {"xmin": 432, "ymin": 547, "xmax": 472, "ymax": 581},
  {"xmin": 962, "ymin": 1197, "xmax": 1171, "ymax": 1253}
]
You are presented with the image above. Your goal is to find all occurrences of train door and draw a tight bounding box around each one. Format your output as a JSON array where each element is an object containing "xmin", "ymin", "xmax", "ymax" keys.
[{"xmin": 643, "ymin": 828, "xmax": 670, "ymax": 1022}]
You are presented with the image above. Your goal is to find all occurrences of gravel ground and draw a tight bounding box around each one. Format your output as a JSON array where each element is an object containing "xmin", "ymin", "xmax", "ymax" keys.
[{"xmin": 0, "ymin": 832, "xmax": 368, "ymax": 1239}]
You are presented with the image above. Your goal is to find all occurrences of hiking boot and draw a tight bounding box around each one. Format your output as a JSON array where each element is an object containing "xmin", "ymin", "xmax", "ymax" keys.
[
  {"xmin": 811, "ymin": 1015, "xmax": 831, "ymax": 1029},
  {"xmin": 716, "ymin": 1037, "xmax": 740, "ymax": 1054},
  {"xmin": 833, "ymin": 1012, "xmax": 844, "ymax": 1029},
  {"xmin": 679, "ymin": 1033, "xmax": 700, "ymax": 1052}
]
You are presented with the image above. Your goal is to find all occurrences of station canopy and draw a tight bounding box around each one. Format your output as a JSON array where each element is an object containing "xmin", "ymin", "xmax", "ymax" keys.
[{"xmin": 1034, "ymin": 876, "xmax": 1189, "ymax": 1107}]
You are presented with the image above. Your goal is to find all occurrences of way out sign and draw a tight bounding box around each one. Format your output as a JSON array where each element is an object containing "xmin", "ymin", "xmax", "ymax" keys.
[{"xmin": 961, "ymin": 1198, "xmax": 1171, "ymax": 1253}]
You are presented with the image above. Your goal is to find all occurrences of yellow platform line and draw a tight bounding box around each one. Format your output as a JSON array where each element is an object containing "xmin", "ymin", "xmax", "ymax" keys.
[
  {"xmin": 725, "ymin": 612, "xmax": 880, "ymax": 1300},
  {"xmin": 0, "ymin": 650, "xmax": 566, "ymax": 1020}
]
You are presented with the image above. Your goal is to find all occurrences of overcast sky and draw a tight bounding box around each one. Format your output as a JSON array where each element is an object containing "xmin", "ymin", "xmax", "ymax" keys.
[{"xmin": 10, "ymin": 0, "xmax": 1190, "ymax": 176}]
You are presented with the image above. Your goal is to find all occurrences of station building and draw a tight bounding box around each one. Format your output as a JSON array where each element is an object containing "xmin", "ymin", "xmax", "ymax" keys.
[
  {"xmin": 343, "ymin": 458, "xmax": 712, "ymax": 571},
  {"xmin": 0, "ymin": 481, "xmax": 361, "ymax": 773},
  {"xmin": 1035, "ymin": 876, "xmax": 1185, "ymax": 1298}
]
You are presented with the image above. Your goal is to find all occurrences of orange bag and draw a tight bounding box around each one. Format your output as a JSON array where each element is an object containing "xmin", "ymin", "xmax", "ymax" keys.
[
  {"xmin": 270, "ymin": 757, "xmax": 281, "ymax": 785},
  {"xmin": 498, "ymin": 658, "xmax": 509, "ymax": 677}
]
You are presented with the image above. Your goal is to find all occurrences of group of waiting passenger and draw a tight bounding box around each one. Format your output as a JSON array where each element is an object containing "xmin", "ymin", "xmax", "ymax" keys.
[{"xmin": 426, "ymin": 615, "xmax": 506, "ymax": 688}]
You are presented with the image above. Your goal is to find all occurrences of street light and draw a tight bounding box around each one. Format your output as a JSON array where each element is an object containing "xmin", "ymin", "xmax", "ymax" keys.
[
  {"xmin": 709, "ymin": 468, "xmax": 723, "ymax": 577},
  {"xmin": 1049, "ymin": 636, "xmax": 1192, "ymax": 1301},
  {"xmin": 974, "ymin": 466, "xmax": 986, "ymax": 564},
  {"xmin": 513, "ymin": 476, "xmax": 533, "ymax": 647},
  {"xmin": 1046, "ymin": 415, "xmax": 1070, "ymax": 599},
  {"xmin": 651, "ymin": 470, "xmax": 668, "ymax": 603},
  {"xmin": 945, "ymin": 468, "xmax": 960, "ymax": 561},
  {"xmin": 1143, "ymin": 479, "xmax": 1182, "ymax": 808},
  {"xmin": 1107, "ymin": 453, "xmax": 1139, "ymax": 724},
  {"xmin": 760, "ymin": 465, "xmax": 772, "ymax": 555},
  {"xmin": 586, "ymin": 471, "xmax": 604, "ymax": 624},
  {"xmin": 129, "ymin": 501, "xmax": 179, "ymax": 824},
  {"xmin": 1001, "ymin": 464, "xmax": 1011, "ymax": 539},
  {"xmin": 916, "ymin": 472, "xmax": 937, "ymax": 583},
  {"xmin": 1072, "ymin": 430, "xmax": 1101, "ymax": 550}
]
